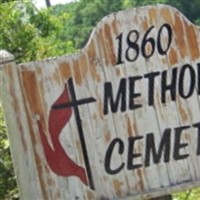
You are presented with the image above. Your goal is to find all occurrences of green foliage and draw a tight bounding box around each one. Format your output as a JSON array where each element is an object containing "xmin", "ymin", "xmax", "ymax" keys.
[
  {"xmin": 0, "ymin": 1, "xmax": 37, "ymax": 62},
  {"xmin": 122, "ymin": 0, "xmax": 167, "ymax": 8},
  {"xmin": 173, "ymin": 188, "xmax": 200, "ymax": 200},
  {"xmin": 0, "ymin": 104, "xmax": 19, "ymax": 200},
  {"xmin": 167, "ymin": 0, "xmax": 200, "ymax": 24},
  {"xmin": 0, "ymin": 1, "xmax": 76, "ymax": 63},
  {"xmin": 51, "ymin": 0, "xmax": 124, "ymax": 49}
]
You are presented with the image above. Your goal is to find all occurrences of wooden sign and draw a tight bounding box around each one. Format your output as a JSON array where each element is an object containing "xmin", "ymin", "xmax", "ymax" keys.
[{"xmin": 1, "ymin": 5, "xmax": 200, "ymax": 200}]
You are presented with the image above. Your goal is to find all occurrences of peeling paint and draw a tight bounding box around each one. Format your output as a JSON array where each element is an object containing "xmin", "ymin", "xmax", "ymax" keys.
[
  {"xmin": 103, "ymin": 23, "xmax": 116, "ymax": 66},
  {"xmin": 173, "ymin": 15, "xmax": 187, "ymax": 59},
  {"xmin": 113, "ymin": 179, "xmax": 123, "ymax": 196},
  {"xmin": 59, "ymin": 62, "xmax": 72, "ymax": 82},
  {"xmin": 169, "ymin": 47, "xmax": 178, "ymax": 65},
  {"xmin": 185, "ymin": 23, "xmax": 200, "ymax": 60}
]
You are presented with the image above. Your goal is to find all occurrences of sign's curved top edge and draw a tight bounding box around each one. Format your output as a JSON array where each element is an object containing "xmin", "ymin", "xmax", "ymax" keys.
[{"xmin": 19, "ymin": 4, "xmax": 199, "ymax": 66}]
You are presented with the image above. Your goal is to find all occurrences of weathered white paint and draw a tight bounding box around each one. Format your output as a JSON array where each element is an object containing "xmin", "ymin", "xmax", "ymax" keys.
[{"xmin": 1, "ymin": 5, "xmax": 200, "ymax": 200}]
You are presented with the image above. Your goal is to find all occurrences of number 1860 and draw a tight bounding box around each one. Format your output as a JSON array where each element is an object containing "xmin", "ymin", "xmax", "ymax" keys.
[{"xmin": 116, "ymin": 23, "xmax": 172, "ymax": 64}]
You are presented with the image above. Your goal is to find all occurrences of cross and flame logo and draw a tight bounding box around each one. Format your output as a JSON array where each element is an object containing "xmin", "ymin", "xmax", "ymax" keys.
[{"xmin": 37, "ymin": 78, "xmax": 96, "ymax": 190}]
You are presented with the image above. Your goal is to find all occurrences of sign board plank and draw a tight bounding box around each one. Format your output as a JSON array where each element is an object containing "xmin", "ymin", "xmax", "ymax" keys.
[{"xmin": 1, "ymin": 5, "xmax": 200, "ymax": 200}]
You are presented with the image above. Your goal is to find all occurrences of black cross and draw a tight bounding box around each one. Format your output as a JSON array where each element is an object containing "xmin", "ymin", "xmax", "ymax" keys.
[{"xmin": 52, "ymin": 78, "xmax": 96, "ymax": 190}]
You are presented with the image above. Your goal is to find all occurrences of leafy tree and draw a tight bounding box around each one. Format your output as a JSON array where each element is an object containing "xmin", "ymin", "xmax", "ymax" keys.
[
  {"xmin": 167, "ymin": 0, "xmax": 200, "ymax": 24},
  {"xmin": 122, "ymin": 0, "xmax": 167, "ymax": 8},
  {"xmin": 0, "ymin": 1, "xmax": 37, "ymax": 62},
  {"xmin": 0, "ymin": 104, "xmax": 19, "ymax": 199},
  {"xmin": 51, "ymin": 0, "xmax": 124, "ymax": 49},
  {"xmin": 173, "ymin": 188, "xmax": 200, "ymax": 200},
  {"xmin": 0, "ymin": 1, "xmax": 76, "ymax": 63}
]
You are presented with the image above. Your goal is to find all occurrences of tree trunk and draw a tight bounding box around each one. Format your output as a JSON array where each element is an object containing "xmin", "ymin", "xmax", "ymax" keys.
[{"xmin": 45, "ymin": 0, "xmax": 51, "ymax": 7}]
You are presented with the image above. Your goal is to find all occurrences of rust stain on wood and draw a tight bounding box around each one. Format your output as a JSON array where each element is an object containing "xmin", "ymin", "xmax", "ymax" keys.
[
  {"xmin": 97, "ymin": 28, "xmax": 109, "ymax": 65},
  {"xmin": 148, "ymin": 7, "xmax": 157, "ymax": 24},
  {"xmin": 59, "ymin": 62, "xmax": 72, "ymax": 82},
  {"xmin": 161, "ymin": 58, "xmax": 166, "ymax": 65},
  {"xmin": 47, "ymin": 178, "xmax": 55, "ymax": 187},
  {"xmin": 173, "ymin": 14, "xmax": 187, "ymax": 59},
  {"xmin": 44, "ymin": 163, "xmax": 51, "ymax": 174},
  {"xmin": 36, "ymin": 66, "xmax": 42, "ymax": 76},
  {"xmin": 24, "ymin": 105, "xmax": 49, "ymax": 199},
  {"xmin": 19, "ymin": 123, "xmax": 27, "ymax": 151},
  {"xmin": 51, "ymin": 68, "xmax": 61, "ymax": 84},
  {"xmin": 103, "ymin": 23, "xmax": 116, "ymax": 66},
  {"xmin": 104, "ymin": 130, "xmax": 111, "ymax": 143},
  {"xmin": 86, "ymin": 191, "xmax": 95, "ymax": 200},
  {"xmin": 73, "ymin": 59, "xmax": 83, "ymax": 85},
  {"xmin": 177, "ymin": 97, "xmax": 188, "ymax": 123},
  {"xmin": 136, "ymin": 169, "xmax": 145, "ymax": 191},
  {"xmin": 35, "ymin": 152, "xmax": 49, "ymax": 200},
  {"xmin": 184, "ymin": 132, "xmax": 191, "ymax": 142},
  {"xmin": 160, "ymin": 7, "xmax": 173, "ymax": 23},
  {"xmin": 20, "ymin": 69, "xmax": 50, "ymax": 199},
  {"xmin": 115, "ymin": 68, "xmax": 121, "ymax": 77},
  {"xmin": 55, "ymin": 191, "xmax": 61, "ymax": 199},
  {"xmin": 185, "ymin": 23, "xmax": 200, "ymax": 60},
  {"xmin": 132, "ymin": 13, "xmax": 138, "ymax": 24},
  {"xmin": 88, "ymin": 39, "xmax": 96, "ymax": 61},
  {"xmin": 79, "ymin": 54, "xmax": 89, "ymax": 79},
  {"xmin": 169, "ymin": 47, "xmax": 178, "ymax": 66},
  {"xmin": 87, "ymin": 39, "xmax": 101, "ymax": 82},
  {"xmin": 13, "ymin": 111, "xmax": 28, "ymax": 152},
  {"xmin": 21, "ymin": 70, "xmax": 45, "ymax": 123},
  {"xmin": 126, "ymin": 116, "xmax": 133, "ymax": 137},
  {"xmin": 132, "ymin": 120, "xmax": 138, "ymax": 137},
  {"xmin": 75, "ymin": 140, "xmax": 84, "ymax": 164},
  {"xmin": 98, "ymin": 99, "xmax": 104, "ymax": 120},
  {"xmin": 156, "ymin": 90, "xmax": 165, "ymax": 120},
  {"xmin": 142, "ymin": 19, "xmax": 148, "ymax": 30},
  {"xmin": 111, "ymin": 20, "xmax": 118, "ymax": 35},
  {"xmin": 113, "ymin": 179, "xmax": 123, "ymax": 196},
  {"xmin": 125, "ymin": 176, "xmax": 131, "ymax": 192},
  {"xmin": 146, "ymin": 43, "xmax": 153, "ymax": 58}
]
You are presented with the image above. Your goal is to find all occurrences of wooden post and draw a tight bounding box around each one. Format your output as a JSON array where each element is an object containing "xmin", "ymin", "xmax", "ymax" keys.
[
  {"xmin": 45, "ymin": 0, "xmax": 51, "ymax": 7},
  {"xmin": 0, "ymin": 50, "xmax": 14, "ymax": 66}
]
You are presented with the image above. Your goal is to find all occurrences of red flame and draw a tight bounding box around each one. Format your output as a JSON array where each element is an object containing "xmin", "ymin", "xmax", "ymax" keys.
[{"xmin": 37, "ymin": 85, "xmax": 88, "ymax": 185}]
